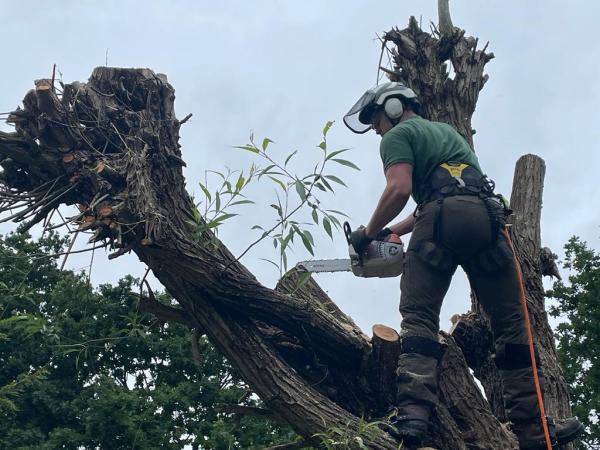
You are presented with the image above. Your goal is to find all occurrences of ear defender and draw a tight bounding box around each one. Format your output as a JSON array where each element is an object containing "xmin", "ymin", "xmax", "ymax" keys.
[{"xmin": 384, "ymin": 97, "xmax": 404, "ymax": 119}]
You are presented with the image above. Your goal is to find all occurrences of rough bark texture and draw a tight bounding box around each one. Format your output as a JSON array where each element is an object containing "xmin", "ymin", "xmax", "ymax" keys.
[
  {"xmin": 508, "ymin": 155, "xmax": 573, "ymax": 426},
  {"xmin": 0, "ymin": 12, "xmax": 571, "ymax": 450}
]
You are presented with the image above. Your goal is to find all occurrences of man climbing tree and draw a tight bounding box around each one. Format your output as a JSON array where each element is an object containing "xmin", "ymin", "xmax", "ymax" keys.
[{"xmin": 343, "ymin": 82, "xmax": 584, "ymax": 449}]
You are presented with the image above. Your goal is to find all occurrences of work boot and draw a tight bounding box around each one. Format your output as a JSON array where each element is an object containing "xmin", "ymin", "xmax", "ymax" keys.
[
  {"xmin": 383, "ymin": 404, "xmax": 430, "ymax": 447},
  {"xmin": 513, "ymin": 416, "xmax": 584, "ymax": 449}
]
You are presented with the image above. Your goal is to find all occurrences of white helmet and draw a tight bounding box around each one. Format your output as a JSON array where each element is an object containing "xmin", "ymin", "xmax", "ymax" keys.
[{"xmin": 343, "ymin": 82, "xmax": 419, "ymax": 134}]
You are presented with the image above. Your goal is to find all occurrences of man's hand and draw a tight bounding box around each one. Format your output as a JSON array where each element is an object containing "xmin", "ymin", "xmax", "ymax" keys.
[
  {"xmin": 349, "ymin": 226, "xmax": 373, "ymax": 255},
  {"xmin": 375, "ymin": 227, "xmax": 393, "ymax": 241}
]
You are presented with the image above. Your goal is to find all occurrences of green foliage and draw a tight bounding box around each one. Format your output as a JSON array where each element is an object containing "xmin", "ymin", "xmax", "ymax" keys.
[
  {"xmin": 547, "ymin": 237, "xmax": 600, "ymax": 448},
  {"xmin": 312, "ymin": 417, "xmax": 398, "ymax": 450},
  {"xmin": 189, "ymin": 166, "xmax": 258, "ymax": 239},
  {"xmin": 192, "ymin": 122, "xmax": 356, "ymax": 275},
  {"xmin": 0, "ymin": 231, "xmax": 297, "ymax": 449}
]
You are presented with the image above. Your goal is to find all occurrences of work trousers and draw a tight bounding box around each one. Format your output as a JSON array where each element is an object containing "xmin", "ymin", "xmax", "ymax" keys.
[{"xmin": 396, "ymin": 195, "xmax": 540, "ymax": 424}]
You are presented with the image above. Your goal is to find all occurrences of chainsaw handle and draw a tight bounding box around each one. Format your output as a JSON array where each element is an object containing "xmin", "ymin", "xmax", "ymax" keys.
[{"xmin": 343, "ymin": 221, "xmax": 352, "ymax": 245}]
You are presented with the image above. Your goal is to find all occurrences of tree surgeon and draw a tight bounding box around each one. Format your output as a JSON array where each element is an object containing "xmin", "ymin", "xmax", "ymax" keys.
[{"xmin": 343, "ymin": 82, "xmax": 583, "ymax": 449}]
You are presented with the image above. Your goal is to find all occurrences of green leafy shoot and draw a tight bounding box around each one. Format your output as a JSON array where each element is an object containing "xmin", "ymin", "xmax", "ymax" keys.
[{"xmin": 189, "ymin": 165, "xmax": 257, "ymax": 239}]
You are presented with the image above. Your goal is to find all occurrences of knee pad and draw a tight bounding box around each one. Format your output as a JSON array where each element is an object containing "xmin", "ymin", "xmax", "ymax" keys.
[
  {"xmin": 495, "ymin": 342, "xmax": 539, "ymax": 370},
  {"xmin": 399, "ymin": 335, "xmax": 447, "ymax": 361}
]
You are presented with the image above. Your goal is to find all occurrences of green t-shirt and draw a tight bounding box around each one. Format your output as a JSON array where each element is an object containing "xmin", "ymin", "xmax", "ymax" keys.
[{"xmin": 379, "ymin": 115, "xmax": 482, "ymax": 204}]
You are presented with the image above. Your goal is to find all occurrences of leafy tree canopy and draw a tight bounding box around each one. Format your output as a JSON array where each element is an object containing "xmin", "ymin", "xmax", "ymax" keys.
[
  {"xmin": 0, "ymin": 230, "xmax": 297, "ymax": 449},
  {"xmin": 548, "ymin": 237, "xmax": 600, "ymax": 449}
]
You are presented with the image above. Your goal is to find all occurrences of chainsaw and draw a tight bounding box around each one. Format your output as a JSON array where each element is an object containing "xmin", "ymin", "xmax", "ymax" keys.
[{"xmin": 297, "ymin": 222, "xmax": 405, "ymax": 278}]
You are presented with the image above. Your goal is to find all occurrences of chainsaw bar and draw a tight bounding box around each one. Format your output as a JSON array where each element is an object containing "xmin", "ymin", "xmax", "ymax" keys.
[{"xmin": 296, "ymin": 259, "xmax": 352, "ymax": 273}]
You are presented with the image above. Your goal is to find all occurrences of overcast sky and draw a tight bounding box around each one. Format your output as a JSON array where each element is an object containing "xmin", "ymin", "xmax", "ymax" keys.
[{"xmin": 1, "ymin": 1, "xmax": 599, "ymax": 334}]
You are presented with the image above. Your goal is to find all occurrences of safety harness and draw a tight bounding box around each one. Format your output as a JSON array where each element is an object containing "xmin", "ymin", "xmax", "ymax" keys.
[
  {"xmin": 420, "ymin": 162, "xmax": 511, "ymax": 247},
  {"xmin": 422, "ymin": 161, "xmax": 500, "ymax": 203}
]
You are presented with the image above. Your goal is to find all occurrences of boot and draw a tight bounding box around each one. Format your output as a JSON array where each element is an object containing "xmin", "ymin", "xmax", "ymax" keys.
[
  {"xmin": 513, "ymin": 416, "xmax": 584, "ymax": 449},
  {"xmin": 390, "ymin": 335, "xmax": 446, "ymax": 446},
  {"xmin": 384, "ymin": 404, "xmax": 430, "ymax": 446}
]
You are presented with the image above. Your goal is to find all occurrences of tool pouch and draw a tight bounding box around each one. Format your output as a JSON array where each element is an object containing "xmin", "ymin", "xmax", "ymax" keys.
[
  {"xmin": 465, "ymin": 234, "xmax": 514, "ymax": 275},
  {"xmin": 413, "ymin": 240, "xmax": 457, "ymax": 275}
]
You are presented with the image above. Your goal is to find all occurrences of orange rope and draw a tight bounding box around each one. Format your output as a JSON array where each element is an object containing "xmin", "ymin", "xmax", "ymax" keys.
[{"xmin": 503, "ymin": 228, "xmax": 553, "ymax": 450}]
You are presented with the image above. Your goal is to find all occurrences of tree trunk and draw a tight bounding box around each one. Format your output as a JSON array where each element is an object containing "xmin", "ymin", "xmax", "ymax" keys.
[{"xmin": 0, "ymin": 12, "xmax": 571, "ymax": 450}]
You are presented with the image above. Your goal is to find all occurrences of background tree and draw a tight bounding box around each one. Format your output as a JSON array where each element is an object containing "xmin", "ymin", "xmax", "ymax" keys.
[
  {"xmin": 0, "ymin": 231, "xmax": 297, "ymax": 449},
  {"xmin": 548, "ymin": 237, "xmax": 600, "ymax": 449}
]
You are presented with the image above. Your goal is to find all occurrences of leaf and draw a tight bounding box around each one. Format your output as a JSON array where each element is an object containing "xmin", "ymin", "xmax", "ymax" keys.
[
  {"xmin": 215, "ymin": 192, "xmax": 221, "ymax": 211},
  {"xmin": 258, "ymin": 164, "xmax": 276, "ymax": 179},
  {"xmin": 234, "ymin": 144, "xmax": 259, "ymax": 153},
  {"xmin": 235, "ymin": 174, "xmax": 245, "ymax": 192},
  {"xmin": 322, "ymin": 120, "xmax": 334, "ymax": 136},
  {"xmin": 281, "ymin": 229, "xmax": 294, "ymax": 251},
  {"xmin": 327, "ymin": 214, "xmax": 341, "ymax": 228},
  {"xmin": 299, "ymin": 230, "xmax": 314, "ymax": 255},
  {"xmin": 295, "ymin": 180, "xmax": 307, "ymax": 201},
  {"xmin": 262, "ymin": 138, "xmax": 274, "ymax": 151},
  {"xmin": 229, "ymin": 199, "xmax": 254, "ymax": 206},
  {"xmin": 212, "ymin": 213, "xmax": 237, "ymax": 224},
  {"xmin": 323, "ymin": 217, "xmax": 333, "ymax": 239},
  {"xmin": 270, "ymin": 203, "xmax": 283, "ymax": 217},
  {"xmin": 312, "ymin": 208, "xmax": 319, "ymax": 224},
  {"xmin": 260, "ymin": 258, "xmax": 279, "ymax": 270},
  {"xmin": 292, "ymin": 272, "xmax": 312, "ymax": 293},
  {"xmin": 191, "ymin": 207, "xmax": 202, "ymax": 223},
  {"xmin": 284, "ymin": 150, "xmax": 298, "ymax": 166},
  {"xmin": 303, "ymin": 229, "xmax": 314, "ymax": 245},
  {"xmin": 282, "ymin": 250, "xmax": 288, "ymax": 271},
  {"xmin": 325, "ymin": 148, "xmax": 350, "ymax": 161},
  {"xmin": 207, "ymin": 169, "xmax": 226, "ymax": 179},
  {"xmin": 269, "ymin": 176, "xmax": 287, "ymax": 191},
  {"xmin": 318, "ymin": 141, "xmax": 327, "ymax": 151},
  {"xmin": 251, "ymin": 224, "xmax": 264, "ymax": 230},
  {"xmin": 326, "ymin": 209, "xmax": 350, "ymax": 218},
  {"xmin": 320, "ymin": 177, "xmax": 334, "ymax": 192},
  {"xmin": 273, "ymin": 238, "xmax": 278, "ymax": 248},
  {"xmin": 324, "ymin": 175, "xmax": 347, "ymax": 187},
  {"xmin": 198, "ymin": 182, "xmax": 212, "ymax": 203},
  {"xmin": 332, "ymin": 158, "xmax": 360, "ymax": 170}
]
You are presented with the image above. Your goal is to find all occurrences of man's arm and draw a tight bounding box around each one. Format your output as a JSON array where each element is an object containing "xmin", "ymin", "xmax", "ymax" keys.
[
  {"xmin": 365, "ymin": 163, "xmax": 413, "ymax": 238},
  {"xmin": 388, "ymin": 214, "xmax": 416, "ymax": 237}
]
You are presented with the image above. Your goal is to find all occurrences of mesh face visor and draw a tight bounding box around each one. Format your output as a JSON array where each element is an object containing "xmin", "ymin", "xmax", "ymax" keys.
[{"xmin": 343, "ymin": 90, "xmax": 376, "ymax": 134}]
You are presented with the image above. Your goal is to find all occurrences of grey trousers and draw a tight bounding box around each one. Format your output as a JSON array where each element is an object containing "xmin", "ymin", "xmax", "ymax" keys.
[{"xmin": 396, "ymin": 195, "xmax": 540, "ymax": 424}]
